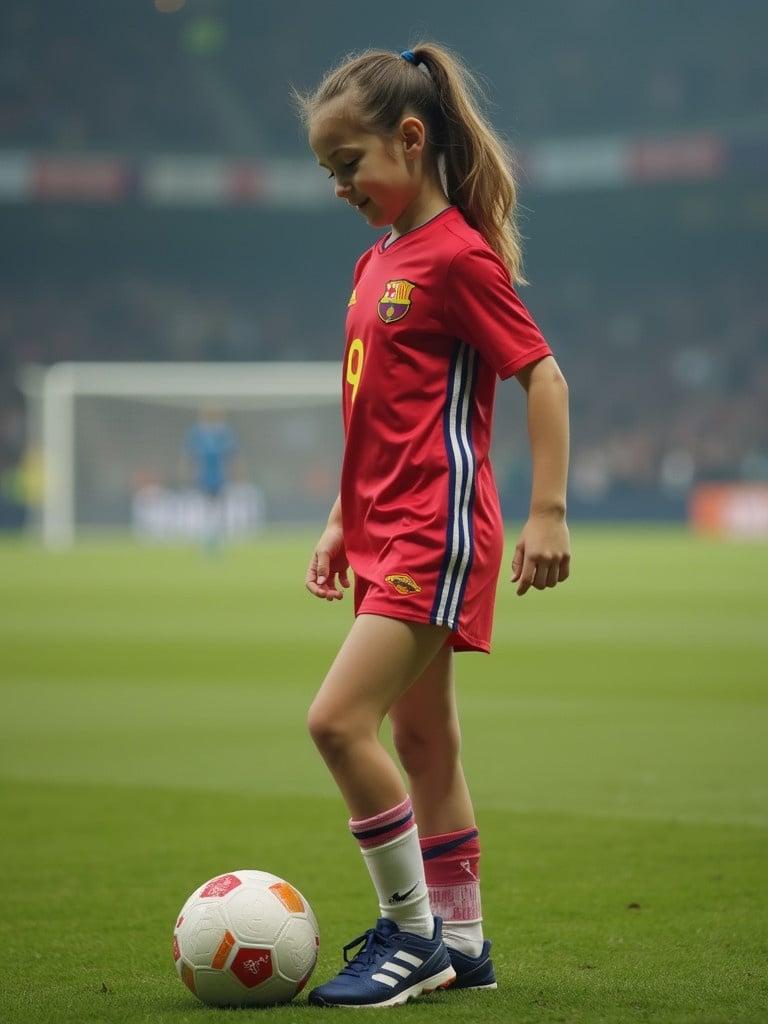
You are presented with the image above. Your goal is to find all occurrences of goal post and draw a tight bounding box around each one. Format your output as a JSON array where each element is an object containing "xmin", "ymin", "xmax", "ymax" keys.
[{"xmin": 21, "ymin": 362, "xmax": 343, "ymax": 548}]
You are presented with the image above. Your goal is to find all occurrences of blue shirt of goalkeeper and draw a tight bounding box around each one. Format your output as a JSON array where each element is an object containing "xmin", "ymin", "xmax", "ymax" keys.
[
  {"xmin": 185, "ymin": 406, "xmax": 238, "ymax": 498},
  {"xmin": 184, "ymin": 406, "xmax": 239, "ymax": 554}
]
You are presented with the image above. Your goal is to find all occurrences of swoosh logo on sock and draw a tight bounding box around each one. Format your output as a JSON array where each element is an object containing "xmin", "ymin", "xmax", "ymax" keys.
[{"xmin": 388, "ymin": 882, "xmax": 419, "ymax": 905}]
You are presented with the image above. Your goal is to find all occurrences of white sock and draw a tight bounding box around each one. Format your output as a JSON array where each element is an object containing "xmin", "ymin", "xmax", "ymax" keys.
[
  {"xmin": 441, "ymin": 919, "xmax": 484, "ymax": 958},
  {"xmin": 349, "ymin": 796, "xmax": 434, "ymax": 938}
]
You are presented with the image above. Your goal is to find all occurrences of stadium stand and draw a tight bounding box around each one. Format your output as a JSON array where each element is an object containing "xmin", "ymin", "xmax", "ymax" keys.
[
  {"xmin": 2, "ymin": 270, "xmax": 766, "ymax": 509},
  {"xmin": 1, "ymin": 0, "xmax": 766, "ymax": 523},
  {"xmin": 1, "ymin": 1, "xmax": 766, "ymax": 151}
]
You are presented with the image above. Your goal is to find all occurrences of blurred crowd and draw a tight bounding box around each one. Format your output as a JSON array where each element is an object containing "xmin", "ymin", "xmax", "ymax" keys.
[
  {"xmin": 1, "ymin": 2, "xmax": 766, "ymax": 153},
  {"xmin": 2, "ymin": 271, "xmax": 766, "ymax": 508},
  {"xmin": 544, "ymin": 274, "xmax": 768, "ymax": 504},
  {"xmin": 0, "ymin": 4, "xmax": 222, "ymax": 151},
  {"xmin": 2, "ymin": 0, "xmax": 766, "ymax": 521}
]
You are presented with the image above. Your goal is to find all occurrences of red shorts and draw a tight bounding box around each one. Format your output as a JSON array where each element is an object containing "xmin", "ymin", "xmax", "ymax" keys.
[{"xmin": 352, "ymin": 560, "xmax": 501, "ymax": 654}]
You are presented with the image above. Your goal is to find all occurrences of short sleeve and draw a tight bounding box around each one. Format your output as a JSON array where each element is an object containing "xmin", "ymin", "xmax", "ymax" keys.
[{"xmin": 443, "ymin": 246, "xmax": 553, "ymax": 380}]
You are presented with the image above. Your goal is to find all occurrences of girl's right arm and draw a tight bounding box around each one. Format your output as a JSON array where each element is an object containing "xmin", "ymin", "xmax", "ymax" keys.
[
  {"xmin": 305, "ymin": 492, "xmax": 351, "ymax": 601},
  {"xmin": 327, "ymin": 492, "xmax": 342, "ymax": 530}
]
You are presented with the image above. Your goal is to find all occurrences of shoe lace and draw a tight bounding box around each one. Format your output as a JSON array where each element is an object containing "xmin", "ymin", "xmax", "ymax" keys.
[{"xmin": 340, "ymin": 924, "xmax": 394, "ymax": 976}]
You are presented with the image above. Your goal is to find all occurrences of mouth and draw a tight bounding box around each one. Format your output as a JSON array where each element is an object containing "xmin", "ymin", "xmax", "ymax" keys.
[{"xmin": 355, "ymin": 199, "xmax": 370, "ymax": 211}]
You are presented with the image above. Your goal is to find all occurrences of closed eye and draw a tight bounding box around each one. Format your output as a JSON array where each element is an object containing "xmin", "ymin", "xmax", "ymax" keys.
[{"xmin": 327, "ymin": 158, "xmax": 359, "ymax": 179}]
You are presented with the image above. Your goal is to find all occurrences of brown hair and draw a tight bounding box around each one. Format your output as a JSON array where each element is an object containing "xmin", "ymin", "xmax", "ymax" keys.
[{"xmin": 293, "ymin": 42, "xmax": 528, "ymax": 285}]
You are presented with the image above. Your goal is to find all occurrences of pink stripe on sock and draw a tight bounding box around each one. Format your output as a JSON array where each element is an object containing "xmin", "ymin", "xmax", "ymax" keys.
[
  {"xmin": 420, "ymin": 828, "xmax": 480, "ymax": 880},
  {"xmin": 349, "ymin": 796, "xmax": 414, "ymax": 850},
  {"xmin": 420, "ymin": 828, "xmax": 481, "ymax": 920}
]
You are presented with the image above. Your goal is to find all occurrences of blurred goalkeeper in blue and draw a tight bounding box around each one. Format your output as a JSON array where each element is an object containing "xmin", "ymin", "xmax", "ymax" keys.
[{"xmin": 182, "ymin": 405, "xmax": 239, "ymax": 554}]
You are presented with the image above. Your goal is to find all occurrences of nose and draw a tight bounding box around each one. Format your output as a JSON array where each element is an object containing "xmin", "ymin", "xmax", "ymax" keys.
[{"xmin": 335, "ymin": 181, "xmax": 351, "ymax": 201}]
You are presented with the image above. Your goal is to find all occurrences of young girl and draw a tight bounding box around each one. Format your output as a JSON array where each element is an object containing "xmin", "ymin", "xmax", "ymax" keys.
[{"xmin": 296, "ymin": 42, "xmax": 570, "ymax": 1008}]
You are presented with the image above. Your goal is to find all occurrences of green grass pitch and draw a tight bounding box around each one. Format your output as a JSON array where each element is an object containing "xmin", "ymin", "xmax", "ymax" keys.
[{"xmin": 1, "ymin": 526, "xmax": 766, "ymax": 1023}]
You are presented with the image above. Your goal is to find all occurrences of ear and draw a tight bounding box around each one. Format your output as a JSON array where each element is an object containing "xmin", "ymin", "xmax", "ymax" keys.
[{"xmin": 399, "ymin": 115, "xmax": 426, "ymax": 161}]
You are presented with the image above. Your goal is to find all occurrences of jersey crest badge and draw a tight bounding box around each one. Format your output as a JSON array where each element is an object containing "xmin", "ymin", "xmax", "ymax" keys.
[
  {"xmin": 385, "ymin": 573, "xmax": 422, "ymax": 596},
  {"xmin": 347, "ymin": 288, "xmax": 357, "ymax": 307},
  {"xmin": 378, "ymin": 280, "xmax": 416, "ymax": 324}
]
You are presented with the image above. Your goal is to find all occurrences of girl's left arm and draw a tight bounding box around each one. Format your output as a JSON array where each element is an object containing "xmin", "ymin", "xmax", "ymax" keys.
[{"xmin": 511, "ymin": 355, "xmax": 571, "ymax": 596}]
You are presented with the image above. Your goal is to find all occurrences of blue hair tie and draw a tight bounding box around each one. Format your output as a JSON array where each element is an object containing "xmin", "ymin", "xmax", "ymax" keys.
[{"xmin": 400, "ymin": 50, "xmax": 418, "ymax": 65}]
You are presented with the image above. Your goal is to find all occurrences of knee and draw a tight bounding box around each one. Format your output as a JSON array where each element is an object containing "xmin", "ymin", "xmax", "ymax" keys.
[
  {"xmin": 391, "ymin": 719, "xmax": 460, "ymax": 777},
  {"xmin": 307, "ymin": 701, "xmax": 360, "ymax": 760}
]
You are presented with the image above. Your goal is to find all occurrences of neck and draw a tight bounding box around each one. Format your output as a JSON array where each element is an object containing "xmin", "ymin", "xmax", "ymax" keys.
[{"xmin": 389, "ymin": 181, "xmax": 451, "ymax": 240}]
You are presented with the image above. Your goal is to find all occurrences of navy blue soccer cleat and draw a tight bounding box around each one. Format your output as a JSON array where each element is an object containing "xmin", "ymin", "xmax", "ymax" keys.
[
  {"xmin": 446, "ymin": 939, "xmax": 497, "ymax": 990},
  {"xmin": 307, "ymin": 916, "xmax": 456, "ymax": 1008}
]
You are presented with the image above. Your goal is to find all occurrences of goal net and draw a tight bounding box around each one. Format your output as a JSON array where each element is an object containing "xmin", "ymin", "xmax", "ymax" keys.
[{"xmin": 22, "ymin": 362, "xmax": 344, "ymax": 547}]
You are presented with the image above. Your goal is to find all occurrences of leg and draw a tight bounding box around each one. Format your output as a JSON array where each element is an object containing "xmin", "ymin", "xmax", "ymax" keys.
[
  {"xmin": 306, "ymin": 614, "xmax": 458, "ymax": 1007},
  {"xmin": 390, "ymin": 646, "xmax": 492, "ymax": 971},
  {"xmin": 307, "ymin": 613, "xmax": 451, "ymax": 819},
  {"xmin": 202, "ymin": 491, "xmax": 224, "ymax": 554},
  {"xmin": 389, "ymin": 642, "xmax": 475, "ymax": 835}
]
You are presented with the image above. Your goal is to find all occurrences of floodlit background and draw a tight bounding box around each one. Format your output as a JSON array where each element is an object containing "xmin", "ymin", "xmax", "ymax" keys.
[
  {"xmin": 0, "ymin": 0, "xmax": 766, "ymax": 535},
  {"xmin": 0, "ymin": 3, "xmax": 766, "ymax": 1023}
]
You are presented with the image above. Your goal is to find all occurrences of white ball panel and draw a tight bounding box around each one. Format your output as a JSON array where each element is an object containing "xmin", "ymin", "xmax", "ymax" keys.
[
  {"xmin": 193, "ymin": 967, "xmax": 295, "ymax": 1008},
  {"xmin": 225, "ymin": 886, "xmax": 288, "ymax": 944},
  {"xmin": 192, "ymin": 967, "xmax": 245, "ymax": 1007},
  {"xmin": 303, "ymin": 899, "xmax": 320, "ymax": 939},
  {"xmin": 177, "ymin": 901, "xmax": 229, "ymax": 968},
  {"xmin": 274, "ymin": 916, "xmax": 319, "ymax": 983},
  {"xmin": 232, "ymin": 869, "xmax": 284, "ymax": 888},
  {"xmin": 257, "ymin": 973, "xmax": 297, "ymax": 1006}
]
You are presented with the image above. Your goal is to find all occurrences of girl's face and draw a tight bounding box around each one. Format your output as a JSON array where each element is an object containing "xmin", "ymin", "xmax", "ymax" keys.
[{"xmin": 309, "ymin": 97, "xmax": 424, "ymax": 229}]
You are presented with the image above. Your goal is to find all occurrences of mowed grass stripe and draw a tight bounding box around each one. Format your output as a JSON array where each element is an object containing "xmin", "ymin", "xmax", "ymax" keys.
[{"xmin": 2, "ymin": 678, "xmax": 766, "ymax": 826}]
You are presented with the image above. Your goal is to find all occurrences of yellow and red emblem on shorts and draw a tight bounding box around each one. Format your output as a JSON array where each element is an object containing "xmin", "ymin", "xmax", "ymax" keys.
[
  {"xmin": 378, "ymin": 280, "xmax": 416, "ymax": 324},
  {"xmin": 385, "ymin": 573, "xmax": 422, "ymax": 596}
]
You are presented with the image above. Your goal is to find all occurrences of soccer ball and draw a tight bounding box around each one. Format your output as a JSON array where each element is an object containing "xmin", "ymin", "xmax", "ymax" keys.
[{"xmin": 172, "ymin": 869, "xmax": 319, "ymax": 1007}]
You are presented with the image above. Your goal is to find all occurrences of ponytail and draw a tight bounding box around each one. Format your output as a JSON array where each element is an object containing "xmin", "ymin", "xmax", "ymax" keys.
[
  {"xmin": 294, "ymin": 41, "xmax": 528, "ymax": 285},
  {"xmin": 410, "ymin": 43, "xmax": 527, "ymax": 286}
]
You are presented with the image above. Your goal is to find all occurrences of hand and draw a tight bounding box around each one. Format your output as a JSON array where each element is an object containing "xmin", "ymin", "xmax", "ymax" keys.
[
  {"xmin": 305, "ymin": 525, "xmax": 351, "ymax": 602},
  {"xmin": 511, "ymin": 512, "xmax": 571, "ymax": 596}
]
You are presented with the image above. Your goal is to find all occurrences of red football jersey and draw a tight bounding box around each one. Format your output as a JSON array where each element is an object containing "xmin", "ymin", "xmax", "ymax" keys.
[{"xmin": 340, "ymin": 205, "xmax": 552, "ymax": 652}]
